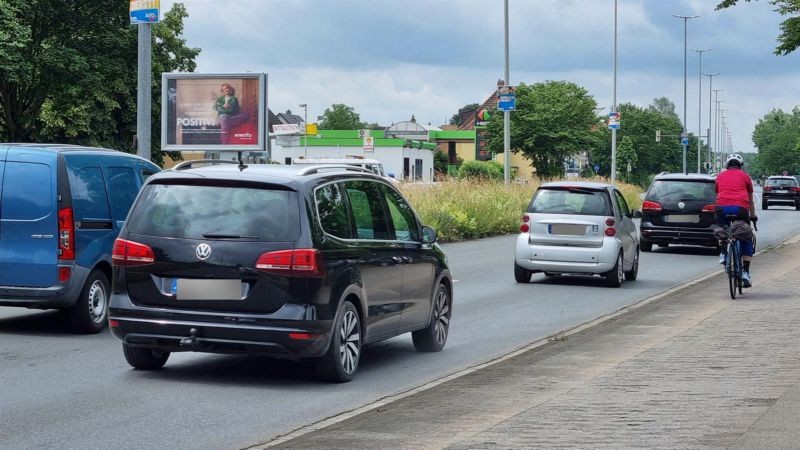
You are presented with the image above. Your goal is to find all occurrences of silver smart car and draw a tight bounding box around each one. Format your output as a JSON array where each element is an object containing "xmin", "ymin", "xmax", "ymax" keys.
[{"xmin": 514, "ymin": 181, "xmax": 641, "ymax": 287}]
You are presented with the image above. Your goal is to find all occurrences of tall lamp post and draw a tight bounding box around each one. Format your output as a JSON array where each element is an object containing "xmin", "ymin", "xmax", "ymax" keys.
[
  {"xmin": 709, "ymin": 86, "xmax": 722, "ymax": 171},
  {"xmin": 503, "ymin": 0, "xmax": 511, "ymax": 184},
  {"xmin": 610, "ymin": 0, "xmax": 619, "ymax": 182},
  {"xmin": 299, "ymin": 104, "xmax": 308, "ymax": 157},
  {"xmin": 692, "ymin": 48, "xmax": 711, "ymax": 173},
  {"xmin": 673, "ymin": 14, "xmax": 699, "ymax": 174}
]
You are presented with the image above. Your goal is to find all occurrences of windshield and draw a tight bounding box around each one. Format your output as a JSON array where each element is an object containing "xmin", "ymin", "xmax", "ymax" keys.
[
  {"xmin": 126, "ymin": 184, "xmax": 301, "ymax": 241},
  {"xmin": 766, "ymin": 178, "xmax": 798, "ymax": 187},
  {"xmin": 647, "ymin": 180, "xmax": 716, "ymax": 202},
  {"xmin": 528, "ymin": 187, "xmax": 612, "ymax": 216}
]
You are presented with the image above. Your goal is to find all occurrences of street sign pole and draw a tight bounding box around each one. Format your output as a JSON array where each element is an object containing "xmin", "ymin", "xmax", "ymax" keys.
[
  {"xmin": 503, "ymin": 0, "xmax": 511, "ymax": 185},
  {"xmin": 611, "ymin": 0, "xmax": 618, "ymax": 183},
  {"xmin": 136, "ymin": 23, "xmax": 152, "ymax": 161}
]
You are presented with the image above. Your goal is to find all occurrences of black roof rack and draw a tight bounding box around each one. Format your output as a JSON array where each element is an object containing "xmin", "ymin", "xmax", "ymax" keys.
[
  {"xmin": 295, "ymin": 165, "xmax": 375, "ymax": 176},
  {"xmin": 172, "ymin": 159, "xmax": 247, "ymax": 171}
]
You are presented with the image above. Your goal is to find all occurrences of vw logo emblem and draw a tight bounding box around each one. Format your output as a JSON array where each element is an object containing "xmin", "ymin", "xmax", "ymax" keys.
[
  {"xmin": 678, "ymin": 201, "xmax": 686, "ymax": 210},
  {"xmin": 195, "ymin": 243, "xmax": 212, "ymax": 261}
]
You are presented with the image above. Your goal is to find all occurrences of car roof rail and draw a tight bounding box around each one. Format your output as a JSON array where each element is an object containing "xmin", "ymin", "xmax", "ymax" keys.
[
  {"xmin": 171, "ymin": 160, "xmax": 246, "ymax": 171},
  {"xmin": 296, "ymin": 164, "xmax": 375, "ymax": 176}
]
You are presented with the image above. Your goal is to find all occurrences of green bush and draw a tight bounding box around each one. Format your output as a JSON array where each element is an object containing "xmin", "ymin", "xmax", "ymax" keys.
[{"xmin": 457, "ymin": 160, "xmax": 504, "ymax": 180}]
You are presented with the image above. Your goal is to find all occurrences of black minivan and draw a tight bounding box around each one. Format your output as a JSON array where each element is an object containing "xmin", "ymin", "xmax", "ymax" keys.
[{"xmin": 109, "ymin": 161, "xmax": 452, "ymax": 382}]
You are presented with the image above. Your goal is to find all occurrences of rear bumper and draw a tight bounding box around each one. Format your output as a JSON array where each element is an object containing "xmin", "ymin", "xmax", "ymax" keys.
[
  {"xmin": 763, "ymin": 195, "xmax": 799, "ymax": 205},
  {"xmin": 109, "ymin": 295, "xmax": 333, "ymax": 359},
  {"xmin": 514, "ymin": 234, "xmax": 617, "ymax": 274},
  {"xmin": 640, "ymin": 225, "xmax": 716, "ymax": 247},
  {"xmin": 0, "ymin": 264, "xmax": 89, "ymax": 309}
]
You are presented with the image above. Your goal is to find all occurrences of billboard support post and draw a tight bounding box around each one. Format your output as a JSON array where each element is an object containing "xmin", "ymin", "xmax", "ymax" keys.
[{"xmin": 136, "ymin": 24, "xmax": 152, "ymax": 161}]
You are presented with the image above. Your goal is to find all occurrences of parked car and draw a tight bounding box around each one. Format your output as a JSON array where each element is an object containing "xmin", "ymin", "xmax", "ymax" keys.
[
  {"xmin": 762, "ymin": 175, "xmax": 800, "ymax": 210},
  {"xmin": 639, "ymin": 173, "xmax": 719, "ymax": 252},
  {"xmin": 0, "ymin": 144, "xmax": 160, "ymax": 333},
  {"xmin": 514, "ymin": 181, "xmax": 640, "ymax": 287},
  {"xmin": 109, "ymin": 161, "xmax": 451, "ymax": 382}
]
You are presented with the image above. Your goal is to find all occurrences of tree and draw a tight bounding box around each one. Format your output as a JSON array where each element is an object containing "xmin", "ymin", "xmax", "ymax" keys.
[
  {"xmin": 484, "ymin": 81, "xmax": 599, "ymax": 178},
  {"xmin": 0, "ymin": 1, "xmax": 200, "ymax": 166},
  {"xmin": 648, "ymin": 97, "xmax": 680, "ymax": 121},
  {"xmin": 616, "ymin": 136, "xmax": 638, "ymax": 183},
  {"xmin": 717, "ymin": 0, "xmax": 800, "ymax": 55},
  {"xmin": 751, "ymin": 108, "xmax": 800, "ymax": 174},
  {"xmin": 449, "ymin": 103, "xmax": 479, "ymax": 126},
  {"xmin": 317, "ymin": 104, "xmax": 365, "ymax": 130}
]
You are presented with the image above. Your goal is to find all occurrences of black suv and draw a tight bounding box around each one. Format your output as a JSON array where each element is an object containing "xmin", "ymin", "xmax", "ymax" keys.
[
  {"xmin": 762, "ymin": 175, "xmax": 800, "ymax": 210},
  {"xmin": 109, "ymin": 161, "xmax": 452, "ymax": 382},
  {"xmin": 639, "ymin": 173, "xmax": 719, "ymax": 252}
]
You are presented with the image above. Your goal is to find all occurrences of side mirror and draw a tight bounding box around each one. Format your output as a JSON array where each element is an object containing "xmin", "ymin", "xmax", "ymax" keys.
[
  {"xmin": 422, "ymin": 226, "xmax": 438, "ymax": 244},
  {"xmin": 631, "ymin": 210, "xmax": 643, "ymax": 219}
]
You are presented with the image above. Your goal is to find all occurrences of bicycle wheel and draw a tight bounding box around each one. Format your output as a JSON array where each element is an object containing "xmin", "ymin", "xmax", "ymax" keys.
[{"xmin": 727, "ymin": 241, "xmax": 738, "ymax": 299}]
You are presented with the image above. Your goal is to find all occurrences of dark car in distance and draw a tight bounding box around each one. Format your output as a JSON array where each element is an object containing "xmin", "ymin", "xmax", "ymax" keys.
[
  {"xmin": 639, "ymin": 173, "xmax": 719, "ymax": 252},
  {"xmin": 762, "ymin": 175, "xmax": 800, "ymax": 210},
  {"xmin": 109, "ymin": 161, "xmax": 452, "ymax": 382}
]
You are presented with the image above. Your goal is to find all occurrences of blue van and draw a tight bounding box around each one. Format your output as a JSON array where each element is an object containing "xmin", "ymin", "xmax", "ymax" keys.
[{"xmin": 0, "ymin": 144, "xmax": 160, "ymax": 333}]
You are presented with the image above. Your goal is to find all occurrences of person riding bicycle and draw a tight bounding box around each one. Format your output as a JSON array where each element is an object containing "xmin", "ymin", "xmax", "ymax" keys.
[{"xmin": 715, "ymin": 153, "xmax": 757, "ymax": 287}]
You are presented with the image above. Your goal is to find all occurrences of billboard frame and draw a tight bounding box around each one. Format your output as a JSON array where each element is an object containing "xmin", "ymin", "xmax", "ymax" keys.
[{"xmin": 161, "ymin": 72, "xmax": 268, "ymax": 152}]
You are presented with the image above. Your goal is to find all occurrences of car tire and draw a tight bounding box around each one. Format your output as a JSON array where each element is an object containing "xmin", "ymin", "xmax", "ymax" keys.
[
  {"xmin": 67, "ymin": 270, "xmax": 109, "ymax": 334},
  {"xmin": 605, "ymin": 252, "xmax": 624, "ymax": 288},
  {"xmin": 514, "ymin": 263, "xmax": 532, "ymax": 283},
  {"xmin": 795, "ymin": 201, "xmax": 800, "ymax": 211},
  {"xmin": 122, "ymin": 344, "xmax": 170, "ymax": 370},
  {"xmin": 762, "ymin": 202, "xmax": 768, "ymax": 210},
  {"xmin": 412, "ymin": 282, "xmax": 451, "ymax": 353},
  {"xmin": 624, "ymin": 247, "xmax": 639, "ymax": 281},
  {"xmin": 315, "ymin": 300, "xmax": 361, "ymax": 383},
  {"xmin": 640, "ymin": 239, "xmax": 653, "ymax": 252}
]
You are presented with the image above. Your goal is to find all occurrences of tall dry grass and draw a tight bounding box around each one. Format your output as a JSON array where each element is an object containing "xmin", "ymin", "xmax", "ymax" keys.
[{"xmin": 400, "ymin": 178, "xmax": 643, "ymax": 242}]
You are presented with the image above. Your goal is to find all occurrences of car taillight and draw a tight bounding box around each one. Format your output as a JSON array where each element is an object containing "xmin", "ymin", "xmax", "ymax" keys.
[
  {"xmin": 605, "ymin": 217, "xmax": 616, "ymax": 227},
  {"xmin": 701, "ymin": 204, "xmax": 716, "ymax": 213},
  {"xmin": 112, "ymin": 239, "xmax": 155, "ymax": 267},
  {"xmin": 642, "ymin": 200, "xmax": 662, "ymax": 212},
  {"xmin": 605, "ymin": 227, "xmax": 617, "ymax": 237},
  {"xmin": 255, "ymin": 249, "xmax": 325, "ymax": 277},
  {"xmin": 58, "ymin": 207, "xmax": 75, "ymax": 260},
  {"xmin": 792, "ymin": 187, "xmax": 800, "ymax": 192},
  {"xmin": 521, "ymin": 215, "xmax": 530, "ymax": 223},
  {"xmin": 763, "ymin": 186, "xmax": 773, "ymax": 191},
  {"xmin": 58, "ymin": 267, "xmax": 71, "ymax": 282},
  {"xmin": 520, "ymin": 223, "xmax": 530, "ymax": 233}
]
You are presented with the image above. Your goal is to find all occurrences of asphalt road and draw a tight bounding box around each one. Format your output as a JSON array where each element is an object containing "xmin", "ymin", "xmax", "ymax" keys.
[{"xmin": 2, "ymin": 199, "xmax": 799, "ymax": 450}]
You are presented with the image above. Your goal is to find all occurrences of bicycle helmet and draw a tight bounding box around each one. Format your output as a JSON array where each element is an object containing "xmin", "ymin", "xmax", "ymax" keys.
[{"xmin": 725, "ymin": 153, "xmax": 744, "ymax": 168}]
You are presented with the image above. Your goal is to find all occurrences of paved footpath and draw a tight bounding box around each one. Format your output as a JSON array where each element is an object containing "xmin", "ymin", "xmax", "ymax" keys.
[{"xmin": 261, "ymin": 237, "xmax": 800, "ymax": 450}]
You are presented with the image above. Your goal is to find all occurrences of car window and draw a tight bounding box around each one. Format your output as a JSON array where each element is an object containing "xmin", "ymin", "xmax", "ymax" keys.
[
  {"xmin": 68, "ymin": 166, "xmax": 111, "ymax": 221},
  {"xmin": 315, "ymin": 182, "xmax": 353, "ymax": 239},
  {"xmin": 614, "ymin": 190, "xmax": 630, "ymax": 216},
  {"xmin": 528, "ymin": 187, "xmax": 612, "ymax": 216},
  {"xmin": 343, "ymin": 180, "xmax": 391, "ymax": 240},
  {"xmin": 766, "ymin": 178, "xmax": 798, "ymax": 187},
  {"xmin": 381, "ymin": 185, "xmax": 420, "ymax": 242},
  {"xmin": 126, "ymin": 184, "xmax": 300, "ymax": 241},
  {"xmin": 106, "ymin": 166, "xmax": 140, "ymax": 221},
  {"xmin": 0, "ymin": 161, "xmax": 52, "ymax": 220},
  {"xmin": 647, "ymin": 180, "xmax": 716, "ymax": 202}
]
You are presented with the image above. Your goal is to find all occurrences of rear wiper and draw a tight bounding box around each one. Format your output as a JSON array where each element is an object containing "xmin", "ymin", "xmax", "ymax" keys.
[{"xmin": 202, "ymin": 233, "xmax": 258, "ymax": 239}]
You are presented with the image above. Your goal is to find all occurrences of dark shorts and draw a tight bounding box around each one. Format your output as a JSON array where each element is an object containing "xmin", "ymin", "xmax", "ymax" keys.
[{"xmin": 715, "ymin": 206, "xmax": 754, "ymax": 257}]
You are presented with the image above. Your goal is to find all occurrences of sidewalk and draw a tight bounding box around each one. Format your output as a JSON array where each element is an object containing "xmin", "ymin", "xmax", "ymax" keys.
[{"xmin": 265, "ymin": 238, "xmax": 800, "ymax": 449}]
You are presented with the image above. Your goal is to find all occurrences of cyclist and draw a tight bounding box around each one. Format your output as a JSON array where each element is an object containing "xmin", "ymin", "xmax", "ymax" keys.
[{"xmin": 715, "ymin": 153, "xmax": 757, "ymax": 287}]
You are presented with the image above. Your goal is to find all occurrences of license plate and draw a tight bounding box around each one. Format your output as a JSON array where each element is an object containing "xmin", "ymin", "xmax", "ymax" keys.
[
  {"xmin": 776, "ymin": 190, "xmax": 788, "ymax": 194},
  {"xmin": 175, "ymin": 279, "xmax": 242, "ymax": 300},
  {"xmin": 664, "ymin": 215, "xmax": 699, "ymax": 223},
  {"xmin": 549, "ymin": 224, "xmax": 586, "ymax": 236}
]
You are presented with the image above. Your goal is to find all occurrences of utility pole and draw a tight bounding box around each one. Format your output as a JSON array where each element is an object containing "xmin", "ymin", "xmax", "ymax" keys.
[
  {"xmin": 611, "ymin": 0, "xmax": 619, "ymax": 182},
  {"xmin": 299, "ymin": 103, "xmax": 308, "ymax": 157},
  {"xmin": 707, "ymin": 83, "xmax": 720, "ymax": 170},
  {"xmin": 136, "ymin": 23, "xmax": 152, "ymax": 161},
  {"xmin": 503, "ymin": 0, "xmax": 511, "ymax": 185},
  {"xmin": 673, "ymin": 14, "xmax": 699, "ymax": 174},
  {"xmin": 692, "ymin": 49, "xmax": 710, "ymax": 173}
]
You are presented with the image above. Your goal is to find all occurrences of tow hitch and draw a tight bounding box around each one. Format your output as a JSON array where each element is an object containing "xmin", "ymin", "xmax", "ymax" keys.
[{"xmin": 179, "ymin": 328, "xmax": 199, "ymax": 347}]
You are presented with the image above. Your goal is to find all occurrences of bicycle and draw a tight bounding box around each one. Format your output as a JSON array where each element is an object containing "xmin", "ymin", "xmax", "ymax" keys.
[{"xmin": 719, "ymin": 214, "xmax": 757, "ymax": 299}]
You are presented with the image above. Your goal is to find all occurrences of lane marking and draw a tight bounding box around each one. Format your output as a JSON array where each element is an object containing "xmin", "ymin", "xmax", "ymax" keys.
[{"xmin": 249, "ymin": 231, "xmax": 800, "ymax": 449}]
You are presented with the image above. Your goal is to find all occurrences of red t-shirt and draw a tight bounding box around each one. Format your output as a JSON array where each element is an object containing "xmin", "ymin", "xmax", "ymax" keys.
[{"xmin": 715, "ymin": 168, "xmax": 753, "ymax": 209}]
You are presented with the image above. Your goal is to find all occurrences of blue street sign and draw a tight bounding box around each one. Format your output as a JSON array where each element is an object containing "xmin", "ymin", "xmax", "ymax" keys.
[
  {"xmin": 498, "ymin": 93, "xmax": 515, "ymax": 111},
  {"xmin": 681, "ymin": 137, "xmax": 689, "ymax": 146},
  {"xmin": 594, "ymin": 164, "xmax": 600, "ymax": 173}
]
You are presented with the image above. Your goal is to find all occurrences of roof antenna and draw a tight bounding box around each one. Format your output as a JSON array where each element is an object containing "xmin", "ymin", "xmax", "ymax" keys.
[{"xmin": 236, "ymin": 151, "xmax": 248, "ymax": 171}]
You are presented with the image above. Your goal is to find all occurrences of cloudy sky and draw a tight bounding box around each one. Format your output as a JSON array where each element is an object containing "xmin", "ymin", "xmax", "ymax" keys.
[{"xmin": 161, "ymin": 0, "xmax": 800, "ymax": 153}]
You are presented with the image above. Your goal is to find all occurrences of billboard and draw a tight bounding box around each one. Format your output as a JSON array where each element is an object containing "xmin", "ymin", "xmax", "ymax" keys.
[
  {"xmin": 130, "ymin": 0, "xmax": 160, "ymax": 24},
  {"xmin": 162, "ymin": 73, "xmax": 267, "ymax": 151}
]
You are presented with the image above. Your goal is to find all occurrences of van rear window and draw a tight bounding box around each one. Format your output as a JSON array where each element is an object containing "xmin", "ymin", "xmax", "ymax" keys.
[
  {"xmin": 126, "ymin": 184, "xmax": 300, "ymax": 241},
  {"xmin": 528, "ymin": 188, "xmax": 612, "ymax": 216}
]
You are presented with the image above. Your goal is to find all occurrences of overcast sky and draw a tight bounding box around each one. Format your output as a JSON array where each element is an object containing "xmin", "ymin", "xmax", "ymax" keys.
[{"xmin": 161, "ymin": 0, "xmax": 800, "ymax": 153}]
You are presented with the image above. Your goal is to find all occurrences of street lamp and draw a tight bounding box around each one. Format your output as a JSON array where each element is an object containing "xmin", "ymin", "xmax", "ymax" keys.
[
  {"xmin": 611, "ymin": 0, "xmax": 619, "ymax": 182},
  {"xmin": 503, "ymin": 0, "xmax": 511, "ymax": 185},
  {"xmin": 707, "ymin": 84, "xmax": 721, "ymax": 170},
  {"xmin": 692, "ymin": 48, "xmax": 711, "ymax": 173},
  {"xmin": 673, "ymin": 14, "xmax": 700, "ymax": 174},
  {"xmin": 299, "ymin": 103, "xmax": 308, "ymax": 157},
  {"xmin": 714, "ymin": 95, "xmax": 725, "ymax": 170}
]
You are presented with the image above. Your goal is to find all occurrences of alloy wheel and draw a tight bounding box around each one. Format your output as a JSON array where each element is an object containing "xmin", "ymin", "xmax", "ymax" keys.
[
  {"xmin": 338, "ymin": 310, "xmax": 360, "ymax": 375},
  {"xmin": 433, "ymin": 289, "xmax": 450, "ymax": 345}
]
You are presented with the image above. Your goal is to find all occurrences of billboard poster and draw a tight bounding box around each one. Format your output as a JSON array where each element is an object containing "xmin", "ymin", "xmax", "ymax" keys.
[
  {"xmin": 162, "ymin": 73, "xmax": 267, "ymax": 151},
  {"xmin": 130, "ymin": 0, "xmax": 160, "ymax": 24}
]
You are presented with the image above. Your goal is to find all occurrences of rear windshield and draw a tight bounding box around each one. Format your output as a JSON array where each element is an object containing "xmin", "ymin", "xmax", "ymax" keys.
[
  {"xmin": 126, "ymin": 184, "xmax": 300, "ymax": 241},
  {"xmin": 766, "ymin": 178, "xmax": 798, "ymax": 187},
  {"xmin": 647, "ymin": 180, "xmax": 716, "ymax": 202},
  {"xmin": 528, "ymin": 187, "xmax": 612, "ymax": 216}
]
